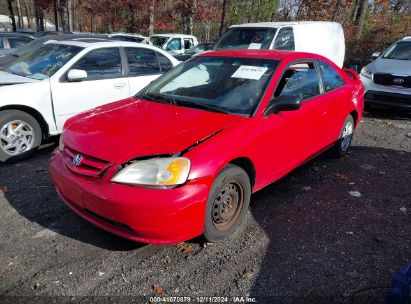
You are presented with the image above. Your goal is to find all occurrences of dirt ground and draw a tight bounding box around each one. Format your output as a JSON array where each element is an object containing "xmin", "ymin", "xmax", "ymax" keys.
[{"xmin": 0, "ymin": 108, "xmax": 410, "ymax": 304}]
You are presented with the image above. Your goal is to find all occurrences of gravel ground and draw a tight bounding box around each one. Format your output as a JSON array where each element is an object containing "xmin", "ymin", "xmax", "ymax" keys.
[{"xmin": 0, "ymin": 109, "xmax": 410, "ymax": 304}]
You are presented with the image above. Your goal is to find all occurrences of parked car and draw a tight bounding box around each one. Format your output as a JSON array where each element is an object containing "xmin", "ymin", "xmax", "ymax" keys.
[
  {"xmin": 0, "ymin": 32, "xmax": 35, "ymax": 56},
  {"xmin": 173, "ymin": 42, "xmax": 215, "ymax": 61},
  {"xmin": 34, "ymin": 31, "xmax": 73, "ymax": 37},
  {"xmin": 0, "ymin": 40, "xmax": 179, "ymax": 162},
  {"xmin": 214, "ymin": 21, "xmax": 345, "ymax": 67},
  {"xmin": 360, "ymin": 37, "xmax": 411, "ymax": 110},
  {"xmin": 49, "ymin": 50, "xmax": 364, "ymax": 244},
  {"xmin": 108, "ymin": 33, "xmax": 146, "ymax": 43},
  {"xmin": 0, "ymin": 34, "xmax": 111, "ymax": 69},
  {"xmin": 146, "ymin": 34, "xmax": 198, "ymax": 55}
]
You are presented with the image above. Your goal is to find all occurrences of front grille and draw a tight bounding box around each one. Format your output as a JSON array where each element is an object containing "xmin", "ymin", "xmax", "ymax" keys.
[
  {"xmin": 63, "ymin": 146, "xmax": 112, "ymax": 178},
  {"xmin": 374, "ymin": 73, "xmax": 411, "ymax": 88}
]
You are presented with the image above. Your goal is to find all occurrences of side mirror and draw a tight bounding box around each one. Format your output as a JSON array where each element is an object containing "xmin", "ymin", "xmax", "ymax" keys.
[
  {"xmin": 371, "ymin": 51, "xmax": 381, "ymax": 59},
  {"xmin": 67, "ymin": 69, "xmax": 87, "ymax": 82},
  {"xmin": 265, "ymin": 95, "xmax": 301, "ymax": 116}
]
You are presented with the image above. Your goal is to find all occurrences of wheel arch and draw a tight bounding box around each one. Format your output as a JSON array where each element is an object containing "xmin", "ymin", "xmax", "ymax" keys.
[
  {"xmin": 228, "ymin": 157, "xmax": 256, "ymax": 191},
  {"xmin": 0, "ymin": 105, "xmax": 49, "ymax": 139},
  {"xmin": 350, "ymin": 110, "xmax": 359, "ymax": 127}
]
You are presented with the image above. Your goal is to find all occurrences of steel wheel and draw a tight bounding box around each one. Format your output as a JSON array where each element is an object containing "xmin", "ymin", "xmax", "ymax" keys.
[
  {"xmin": 0, "ymin": 120, "xmax": 35, "ymax": 156},
  {"xmin": 212, "ymin": 181, "xmax": 244, "ymax": 231},
  {"xmin": 341, "ymin": 121, "xmax": 353, "ymax": 152}
]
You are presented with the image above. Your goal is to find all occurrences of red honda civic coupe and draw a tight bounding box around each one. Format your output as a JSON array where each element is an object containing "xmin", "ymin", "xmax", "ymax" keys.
[{"xmin": 49, "ymin": 50, "xmax": 364, "ymax": 244}]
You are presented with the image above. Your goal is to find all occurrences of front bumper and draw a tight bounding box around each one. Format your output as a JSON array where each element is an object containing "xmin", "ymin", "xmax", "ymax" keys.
[
  {"xmin": 48, "ymin": 150, "xmax": 210, "ymax": 244},
  {"xmin": 361, "ymin": 75, "xmax": 411, "ymax": 110}
]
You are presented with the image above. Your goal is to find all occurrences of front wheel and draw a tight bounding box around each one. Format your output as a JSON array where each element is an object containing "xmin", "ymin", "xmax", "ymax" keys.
[
  {"xmin": 330, "ymin": 114, "xmax": 354, "ymax": 158},
  {"xmin": 0, "ymin": 110, "xmax": 42, "ymax": 162},
  {"xmin": 204, "ymin": 164, "xmax": 251, "ymax": 242}
]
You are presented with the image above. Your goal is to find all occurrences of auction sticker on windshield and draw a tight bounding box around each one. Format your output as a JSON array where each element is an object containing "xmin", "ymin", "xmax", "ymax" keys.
[
  {"xmin": 231, "ymin": 65, "xmax": 268, "ymax": 80},
  {"xmin": 248, "ymin": 43, "xmax": 262, "ymax": 49}
]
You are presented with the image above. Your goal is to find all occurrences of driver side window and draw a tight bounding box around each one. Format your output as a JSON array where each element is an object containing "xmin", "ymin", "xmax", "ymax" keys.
[
  {"xmin": 274, "ymin": 62, "xmax": 320, "ymax": 102},
  {"xmin": 166, "ymin": 39, "xmax": 182, "ymax": 51}
]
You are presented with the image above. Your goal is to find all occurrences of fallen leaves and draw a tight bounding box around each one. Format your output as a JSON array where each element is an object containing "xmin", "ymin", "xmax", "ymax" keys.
[
  {"xmin": 0, "ymin": 186, "xmax": 10, "ymax": 194},
  {"xmin": 153, "ymin": 284, "xmax": 165, "ymax": 294},
  {"xmin": 177, "ymin": 242, "xmax": 193, "ymax": 256},
  {"xmin": 301, "ymin": 186, "xmax": 312, "ymax": 192},
  {"xmin": 333, "ymin": 172, "xmax": 348, "ymax": 180},
  {"xmin": 241, "ymin": 270, "xmax": 253, "ymax": 279}
]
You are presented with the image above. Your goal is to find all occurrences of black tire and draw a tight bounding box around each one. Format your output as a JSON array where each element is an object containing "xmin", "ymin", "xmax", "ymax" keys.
[
  {"xmin": 330, "ymin": 114, "xmax": 355, "ymax": 158},
  {"xmin": 0, "ymin": 110, "xmax": 42, "ymax": 162},
  {"xmin": 204, "ymin": 164, "xmax": 251, "ymax": 242}
]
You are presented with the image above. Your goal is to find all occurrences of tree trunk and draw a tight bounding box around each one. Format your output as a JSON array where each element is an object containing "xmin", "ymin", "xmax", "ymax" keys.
[
  {"xmin": 148, "ymin": 0, "xmax": 155, "ymax": 35},
  {"xmin": 59, "ymin": 0, "xmax": 70, "ymax": 32},
  {"xmin": 54, "ymin": 0, "xmax": 59, "ymax": 31},
  {"xmin": 356, "ymin": 0, "xmax": 368, "ymax": 38},
  {"xmin": 23, "ymin": 0, "xmax": 31, "ymax": 28},
  {"xmin": 182, "ymin": 0, "xmax": 196, "ymax": 35},
  {"xmin": 68, "ymin": 0, "xmax": 73, "ymax": 32},
  {"xmin": 219, "ymin": 0, "xmax": 228, "ymax": 37},
  {"xmin": 16, "ymin": 0, "xmax": 24, "ymax": 28},
  {"xmin": 7, "ymin": 0, "xmax": 17, "ymax": 32},
  {"xmin": 35, "ymin": 2, "xmax": 44, "ymax": 32},
  {"xmin": 332, "ymin": 0, "xmax": 341, "ymax": 21}
]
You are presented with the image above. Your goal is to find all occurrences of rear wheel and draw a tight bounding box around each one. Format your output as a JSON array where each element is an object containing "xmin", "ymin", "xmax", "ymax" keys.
[
  {"xmin": 330, "ymin": 114, "xmax": 354, "ymax": 158},
  {"xmin": 0, "ymin": 110, "xmax": 42, "ymax": 162},
  {"xmin": 204, "ymin": 164, "xmax": 251, "ymax": 242}
]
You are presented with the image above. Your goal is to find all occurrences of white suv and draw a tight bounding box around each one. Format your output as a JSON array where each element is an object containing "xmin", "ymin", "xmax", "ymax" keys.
[
  {"xmin": 0, "ymin": 40, "xmax": 179, "ymax": 161},
  {"xmin": 360, "ymin": 37, "xmax": 411, "ymax": 110}
]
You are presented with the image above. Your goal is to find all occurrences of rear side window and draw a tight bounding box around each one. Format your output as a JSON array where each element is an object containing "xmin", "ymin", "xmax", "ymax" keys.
[
  {"xmin": 274, "ymin": 27, "xmax": 295, "ymax": 51},
  {"xmin": 317, "ymin": 61, "xmax": 345, "ymax": 93},
  {"xmin": 156, "ymin": 52, "xmax": 173, "ymax": 72},
  {"xmin": 274, "ymin": 62, "xmax": 320, "ymax": 102},
  {"xmin": 126, "ymin": 47, "xmax": 161, "ymax": 76},
  {"xmin": 8, "ymin": 36, "xmax": 33, "ymax": 48},
  {"xmin": 73, "ymin": 48, "xmax": 122, "ymax": 80}
]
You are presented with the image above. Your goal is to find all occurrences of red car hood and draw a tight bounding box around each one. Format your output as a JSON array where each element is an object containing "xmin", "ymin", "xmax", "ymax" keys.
[{"xmin": 63, "ymin": 98, "xmax": 245, "ymax": 163}]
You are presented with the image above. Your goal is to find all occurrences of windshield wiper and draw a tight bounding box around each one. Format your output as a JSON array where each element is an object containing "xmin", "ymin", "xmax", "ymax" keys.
[
  {"xmin": 175, "ymin": 100, "xmax": 232, "ymax": 114},
  {"xmin": 142, "ymin": 93, "xmax": 176, "ymax": 105}
]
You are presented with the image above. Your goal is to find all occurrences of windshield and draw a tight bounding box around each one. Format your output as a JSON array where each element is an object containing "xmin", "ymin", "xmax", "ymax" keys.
[
  {"xmin": 383, "ymin": 41, "xmax": 411, "ymax": 60},
  {"xmin": 5, "ymin": 44, "xmax": 83, "ymax": 80},
  {"xmin": 14, "ymin": 37, "xmax": 51, "ymax": 57},
  {"xmin": 214, "ymin": 27, "xmax": 277, "ymax": 50},
  {"xmin": 138, "ymin": 56, "xmax": 279, "ymax": 116},
  {"xmin": 150, "ymin": 36, "xmax": 168, "ymax": 48}
]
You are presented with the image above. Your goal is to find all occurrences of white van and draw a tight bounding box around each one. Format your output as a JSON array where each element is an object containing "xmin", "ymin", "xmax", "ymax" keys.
[
  {"xmin": 145, "ymin": 34, "xmax": 199, "ymax": 55},
  {"xmin": 214, "ymin": 22, "xmax": 345, "ymax": 67}
]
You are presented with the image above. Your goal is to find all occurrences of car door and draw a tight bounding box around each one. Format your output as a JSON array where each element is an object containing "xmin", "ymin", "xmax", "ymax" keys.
[
  {"xmin": 165, "ymin": 38, "xmax": 184, "ymax": 54},
  {"xmin": 124, "ymin": 47, "xmax": 165, "ymax": 95},
  {"xmin": 316, "ymin": 59, "xmax": 348, "ymax": 145},
  {"xmin": 260, "ymin": 60, "xmax": 325, "ymax": 182},
  {"xmin": 51, "ymin": 47, "xmax": 129, "ymax": 131}
]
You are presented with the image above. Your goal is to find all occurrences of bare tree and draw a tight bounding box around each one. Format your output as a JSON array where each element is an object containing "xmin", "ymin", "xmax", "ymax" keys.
[
  {"xmin": 148, "ymin": 0, "xmax": 155, "ymax": 35},
  {"xmin": 182, "ymin": 0, "xmax": 197, "ymax": 35},
  {"xmin": 59, "ymin": 0, "xmax": 70, "ymax": 31},
  {"xmin": 6, "ymin": 0, "xmax": 17, "ymax": 31},
  {"xmin": 219, "ymin": 0, "xmax": 228, "ymax": 37}
]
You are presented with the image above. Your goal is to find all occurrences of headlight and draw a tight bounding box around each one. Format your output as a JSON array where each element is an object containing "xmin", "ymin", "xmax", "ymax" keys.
[
  {"xmin": 58, "ymin": 135, "xmax": 64, "ymax": 151},
  {"xmin": 360, "ymin": 66, "xmax": 372, "ymax": 79},
  {"xmin": 111, "ymin": 157, "xmax": 191, "ymax": 187}
]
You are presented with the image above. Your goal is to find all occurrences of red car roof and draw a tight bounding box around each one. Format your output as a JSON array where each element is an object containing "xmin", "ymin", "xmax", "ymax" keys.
[{"xmin": 197, "ymin": 49, "xmax": 331, "ymax": 64}]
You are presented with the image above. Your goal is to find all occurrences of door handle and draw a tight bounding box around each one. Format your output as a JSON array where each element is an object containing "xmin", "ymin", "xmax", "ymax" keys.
[{"xmin": 114, "ymin": 83, "xmax": 126, "ymax": 89}]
